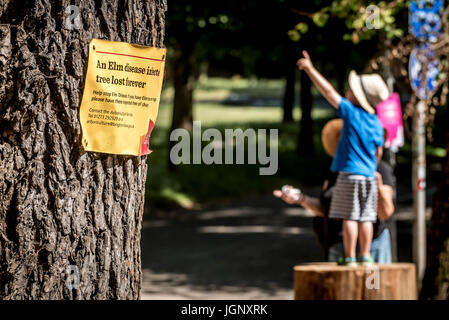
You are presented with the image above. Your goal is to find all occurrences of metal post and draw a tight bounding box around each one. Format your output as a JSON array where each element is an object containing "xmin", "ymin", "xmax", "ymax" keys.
[{"xmin": 412, "ymin": 100, "xmax": 427, "ymax": 287}]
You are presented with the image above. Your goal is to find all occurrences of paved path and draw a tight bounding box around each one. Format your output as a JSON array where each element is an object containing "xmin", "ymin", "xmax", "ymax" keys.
[{"xmin": 140, "ymin": 195, "xmax": 422, "ymax": 300}]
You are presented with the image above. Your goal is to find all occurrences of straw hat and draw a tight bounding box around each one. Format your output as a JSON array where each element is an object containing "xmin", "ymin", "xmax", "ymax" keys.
[
  {"xmin": 348, "ymin": 70, "xmax": 390, "ymax": 114},
  {"xmin": 321, "ymin": 119, "xmax": 343, "ymax": 158}
]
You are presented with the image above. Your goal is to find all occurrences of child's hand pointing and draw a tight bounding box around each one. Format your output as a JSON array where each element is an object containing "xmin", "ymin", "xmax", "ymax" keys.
[{"xmin": 296, "ymin": 50, "xmax": 313, "ymax": 71}]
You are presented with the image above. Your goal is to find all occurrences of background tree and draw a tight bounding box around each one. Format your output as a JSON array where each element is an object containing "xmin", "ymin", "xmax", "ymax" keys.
[
  {"xmin": 165, "ymin": 0, "xmax": 292, "ymax": 168},
  {"xmin": 290, "ymin": 1, "xmax": 316, "ymax": 156},
  {"xmin": 0, "ymin": 0, "xmax": 166, "ymax": 299},
  {"xmin": 165, "ymin": 0, "xmax": 242, "ymax": 134},
  {"xmin": 288, "ymin": 0, "xmax": 384, "ymax": 155},
  {"xmin": 166, "ymin": 0, "xmax": 349, "ymax": 158}
]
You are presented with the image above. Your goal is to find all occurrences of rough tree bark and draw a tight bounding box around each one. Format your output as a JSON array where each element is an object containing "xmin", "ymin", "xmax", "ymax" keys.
[{"xmin": 0, "ymin": 0, "xmax": 166, "ymax": 299}]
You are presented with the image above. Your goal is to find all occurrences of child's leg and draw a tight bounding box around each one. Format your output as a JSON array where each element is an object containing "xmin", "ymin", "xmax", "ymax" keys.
[
  {"xmin": 358, "ymin": 221, "xmax": 373, "ymax": 257},
  {"xmin": 342, "ymin": 220, "xmax": 358, "ymax": 258}
]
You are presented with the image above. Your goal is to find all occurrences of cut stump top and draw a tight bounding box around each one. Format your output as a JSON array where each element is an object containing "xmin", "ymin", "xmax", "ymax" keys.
[{"xmin": 293, "ymin": 262, "xmax": 417, "ymax": 300}]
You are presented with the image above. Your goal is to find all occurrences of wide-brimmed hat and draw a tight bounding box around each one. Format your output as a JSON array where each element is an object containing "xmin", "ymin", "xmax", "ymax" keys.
[
  {"xmin": 348, "ymin": 70, "xmax": 390, "ymax": 114},
  {"xmin": 321, "ymin": 119, "xmax": 343, "ymax": 157}
]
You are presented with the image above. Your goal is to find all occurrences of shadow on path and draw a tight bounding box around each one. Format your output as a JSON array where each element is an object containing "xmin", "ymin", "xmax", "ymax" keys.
[
  {"xmin": 141, "ymin": 197, "xmax": 322, "ymax": 299},
  {"xmin": 141, "ymin": 194, "xmax": 419, "ymax": 299}
]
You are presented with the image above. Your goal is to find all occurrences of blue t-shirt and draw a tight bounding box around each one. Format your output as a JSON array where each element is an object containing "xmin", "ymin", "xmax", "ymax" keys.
[{"xmin": 331, "ymin": 98, "xmax": 384, "ymax": 177}]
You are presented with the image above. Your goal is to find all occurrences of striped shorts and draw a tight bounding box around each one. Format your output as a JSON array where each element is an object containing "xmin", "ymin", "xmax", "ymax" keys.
[{"xmin": 329, "ymin": 172, "xmax": 378, "ymax": 222}]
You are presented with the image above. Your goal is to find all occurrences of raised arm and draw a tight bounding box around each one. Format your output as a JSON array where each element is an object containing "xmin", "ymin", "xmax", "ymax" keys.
[{"xmin": 297, "ymin": 51, "xmax": 342, "ymax": 109}]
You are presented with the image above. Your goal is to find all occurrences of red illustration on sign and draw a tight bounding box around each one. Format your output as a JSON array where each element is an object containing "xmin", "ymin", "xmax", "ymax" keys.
[{"xmin": 140, "ymin": 119, "xmax": 155, "ymax": 156}]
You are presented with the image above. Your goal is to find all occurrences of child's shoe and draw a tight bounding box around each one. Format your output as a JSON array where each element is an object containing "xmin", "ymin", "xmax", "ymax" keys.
[
  {"xmin": 337, "ymin": 257, "xmax": 357, "ymax": 267},
  {"xmin": 358, "ymin": 256, "xmax": 374, "ymax": 266}
]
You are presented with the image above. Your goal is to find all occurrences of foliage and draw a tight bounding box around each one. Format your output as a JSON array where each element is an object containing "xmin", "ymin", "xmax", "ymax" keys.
[
  {"xmin": 289, "ymin": 0, "xmax": 410, "ymax": 43},
  {"xmin": 166, "ymin": 0, "xmax": 292, "ymax": 77},
  {"xmin": 290, "ymin": 0, "xmax": 449, "ymax": 141}
]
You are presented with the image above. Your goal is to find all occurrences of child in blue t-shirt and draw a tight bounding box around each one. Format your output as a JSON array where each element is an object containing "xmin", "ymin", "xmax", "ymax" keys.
[{"xmin": 297, "ymin": 51, "xmax": 388, "ymax": 266}]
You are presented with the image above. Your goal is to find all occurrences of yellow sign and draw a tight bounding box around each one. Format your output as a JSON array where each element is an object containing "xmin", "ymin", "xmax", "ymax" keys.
[{"xmin": 79, "ymin": 39, "xmax": 166, "ymax": 156}]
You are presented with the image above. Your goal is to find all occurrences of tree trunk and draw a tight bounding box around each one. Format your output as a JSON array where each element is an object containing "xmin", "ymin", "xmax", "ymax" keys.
[
  {"xmin": 0, "ymin": 0, "xmax": 166, "ymax": 300},
  {"xmin": 282, "ymin": 44, "xmax": 296, "ymax": 123},
  {"xmin": 297, "ymin": 71, "xmax": 314, "ymax": 156},
  {"xmin": 168, "ymin": 44, "xmax": 194, "ymax": 171},
  {"xmin": 336, "ymin": 62, "xmax": 346, "ymax": 95},
  {"xmin": 421, "ymin": 138, "xmax": 449, "ymax": 300},
  {"xmin": 171, "ymin": 44, "xmax": 194, "ymax": 132}
]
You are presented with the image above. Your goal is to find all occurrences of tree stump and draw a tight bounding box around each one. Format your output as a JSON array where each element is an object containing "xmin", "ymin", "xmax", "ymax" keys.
[{"xmin": 294, "ymin": 262, "xmax": 417, "ymax": 300}]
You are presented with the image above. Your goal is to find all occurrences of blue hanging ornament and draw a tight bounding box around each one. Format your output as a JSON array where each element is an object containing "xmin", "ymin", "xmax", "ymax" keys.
[
  {"xmin": 409, "ymin": 0, "xmax": 443, "ymax": 42},
  {"xmin": 409, "ymin": 43, "xmax": 441, "ymax": 100}
]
